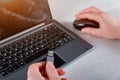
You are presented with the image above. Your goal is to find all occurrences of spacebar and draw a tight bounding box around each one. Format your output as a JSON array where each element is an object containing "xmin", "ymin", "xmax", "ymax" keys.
[{"xmin": 24, "ymin": 48, "xmax": 49, "ymax": 63}]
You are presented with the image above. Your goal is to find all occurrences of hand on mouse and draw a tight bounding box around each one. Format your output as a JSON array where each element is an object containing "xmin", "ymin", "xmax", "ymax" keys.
[
  {"xmin": 27, "ymin": 62, "xmax": 68, "ymax": 80},
  {"xmin": 76, "ymin": 7, "xmax": 120, "ymax": 39}
]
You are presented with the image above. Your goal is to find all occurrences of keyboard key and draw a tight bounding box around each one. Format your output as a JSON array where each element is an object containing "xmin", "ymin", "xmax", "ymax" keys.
[
  {"xmin": 2, "ymin": 58, "xmax": 8, "ymax": 63},
  {"xmin": 8, "ymin": 56, "xmax": 14, "ymax": 60},
  {"xmin": 0, "ymin": 66, "xmax": 3, "ymax": 70},
  {"xmin": 19, "ymin": 54, "xmax": 25, "ymax": 59},
  {"xmin": 0, "ymin": 61, "xmax": 3, "ymax": 65},
  {"xmin": 12, "ymin": 63, "xmax": 19, "ymax": 70},
  {"xmin": 0, "ymin": 70, "xmax": 8, "ymax": 77},
  {"xmin": 0, "ymin": 63, "xmax": 9, "ymax": 70},
  {"xmin": 8, "ymin": 50, "xmax": 14, "ymax": 54},
  {"xmin": 14, "ymin": 57, "xmax": 20, "ymax": 62},
  {"xmin": 8, "ymin": 60, "xmax": 15, "ymax": 65},
  {"xmin": 0, "ymin": 56, "xmax": 3, "ymax": 60},
  {"xmin": 3, "ymin": 53, "xmax": 9, "ymax": 57},
  {"xmin": 3, "ymin": 63, "xmax": 9, "ymax": 68},
  {"xmin": 6, "ymin": 67, "xmax": 14, "ymax": 73},
  {"xmin": 13, "ymin": 53, "xmax": 19, "ymax": 57},
  {"xmin": 24, "ymin": 52, "xmax": 30, "ymax": 56},
  {"xmin": 17, "ymin": 50, "xmax": 25, "ymax": 55},
  {"xmin": 18, "ymin": 61, "xmax": 25, "ymax": 66}
]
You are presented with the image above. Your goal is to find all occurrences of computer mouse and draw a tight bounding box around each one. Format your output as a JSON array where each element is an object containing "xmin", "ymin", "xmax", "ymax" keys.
[{"xmin": 73, "ymin": 19, "xmax": 99, "ymax": 30}]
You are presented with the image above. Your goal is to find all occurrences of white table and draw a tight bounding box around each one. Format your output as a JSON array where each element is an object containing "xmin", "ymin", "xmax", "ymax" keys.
[{"xmin": 49, "ymin": 0, "xmax": 120, "ymax": 80}]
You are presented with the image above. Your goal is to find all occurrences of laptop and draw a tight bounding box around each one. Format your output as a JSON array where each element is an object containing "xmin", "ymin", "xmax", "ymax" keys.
[{"xmin": 0, "ymin": 0, "xmax": 93, "ymax": 80}]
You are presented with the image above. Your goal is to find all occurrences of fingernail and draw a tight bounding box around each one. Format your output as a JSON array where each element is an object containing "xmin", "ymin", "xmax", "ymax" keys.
[
  {"xmin": 47, "ymin": 62, "xmax": 54, "ymax": 68},
  {"xmin": 81, "ymin": 29, "xmax": 86, "ymax": 33}
]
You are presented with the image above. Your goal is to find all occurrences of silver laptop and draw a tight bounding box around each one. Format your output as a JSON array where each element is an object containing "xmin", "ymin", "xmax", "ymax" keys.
[{"xmin": 0, "ymin": 0, "xmax": 93, "ymax": 80}]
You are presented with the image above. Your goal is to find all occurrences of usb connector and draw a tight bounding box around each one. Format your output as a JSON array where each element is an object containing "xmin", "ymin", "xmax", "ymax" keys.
[{"xmin": 46, "ymin": 51, "xmax": 54, "ymax": 63}]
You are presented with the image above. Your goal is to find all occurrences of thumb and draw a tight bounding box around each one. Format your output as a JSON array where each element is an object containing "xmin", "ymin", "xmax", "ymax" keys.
[
  {"xmin": 46, "ymin": 62, "xmax": 60, "ymax": 80},
  {"xmin": 27, "ymin": 63, "xmax": 45, "ymax": 80},
  {"xmin": 81, "ymin": 27, "xmax": 100, "ymax": 36}
]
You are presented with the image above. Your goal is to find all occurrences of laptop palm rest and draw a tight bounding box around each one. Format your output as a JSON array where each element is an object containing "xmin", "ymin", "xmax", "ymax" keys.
[{"xmin": 55, "ymin": 40, "xmax": 93, "ymax": 63}]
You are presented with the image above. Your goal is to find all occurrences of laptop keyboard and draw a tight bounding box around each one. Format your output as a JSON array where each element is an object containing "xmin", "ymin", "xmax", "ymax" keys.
[{"xmin": 0, "ymin": 23, "xmax": 73, "ymax": 77}]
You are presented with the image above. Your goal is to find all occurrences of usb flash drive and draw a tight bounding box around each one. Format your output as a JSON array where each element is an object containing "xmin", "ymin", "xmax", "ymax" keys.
[
  {"xmin": 46, "ymin": 51, "xmax": 54, "ymax": 63},
  {"xmin": 44, "ymin": 50, "xmax": 54, "ymax": 76}
]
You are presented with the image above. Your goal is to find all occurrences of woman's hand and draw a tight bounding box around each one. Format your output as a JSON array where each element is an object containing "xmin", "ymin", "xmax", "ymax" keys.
[
  {"xmin": 76, "ymin": 7, "xmax": 120, "ymax": 39},
  {"xmin": 27, "ymin": 62, "xmax": 68, "ymax": 80}
]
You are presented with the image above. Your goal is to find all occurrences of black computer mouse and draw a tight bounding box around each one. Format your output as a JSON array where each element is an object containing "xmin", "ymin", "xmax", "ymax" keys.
[{"xmin": 73, "ymin": 19, "xmax": 99, "ymax": 31}]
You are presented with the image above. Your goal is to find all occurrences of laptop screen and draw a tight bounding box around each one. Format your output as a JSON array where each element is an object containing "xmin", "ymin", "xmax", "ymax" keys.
[{"xmin": 0, "ymin": 0, "xmax": 52, "ymax": 41}]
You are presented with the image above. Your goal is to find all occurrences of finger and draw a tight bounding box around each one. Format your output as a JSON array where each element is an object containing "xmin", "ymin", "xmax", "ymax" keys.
[
  {"xmin": 79, "ymin": 6, "xmax": 101, "ymax": 14},
  {"xmin": 76, "ymin": 7, "xmax": 102, "ymax": 19},
  {"xmin": 57, "ymin": 68, "xmax": 66, "ymax": 76},
  {"xmin": 45, "ymin": 78, "xmax": 68, "ymax": 80},
  {"xmin": 27, "ymin": 62, "xmax": 45, "ymax": 80},
  {"xmin": 28, "ymin": 62, "xmax": 45, "ymax": 75},
  {"xmin": 33, "ymin": 62, "xmax": 46, "ymax": 70},
  {"xmin": 46, "ymin": 62, "xmax": 60, "ymax": 80},
  {"xmin": 76, "ymin": 12, "xmax": 102, "ymax": 22},
  {"xmin": 61, "ymin": 78, "xmax": 68, "ymax": 80},
  {"xmin": 81, "ymin": 27, "xmax": 101, "ymax": 37}
]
